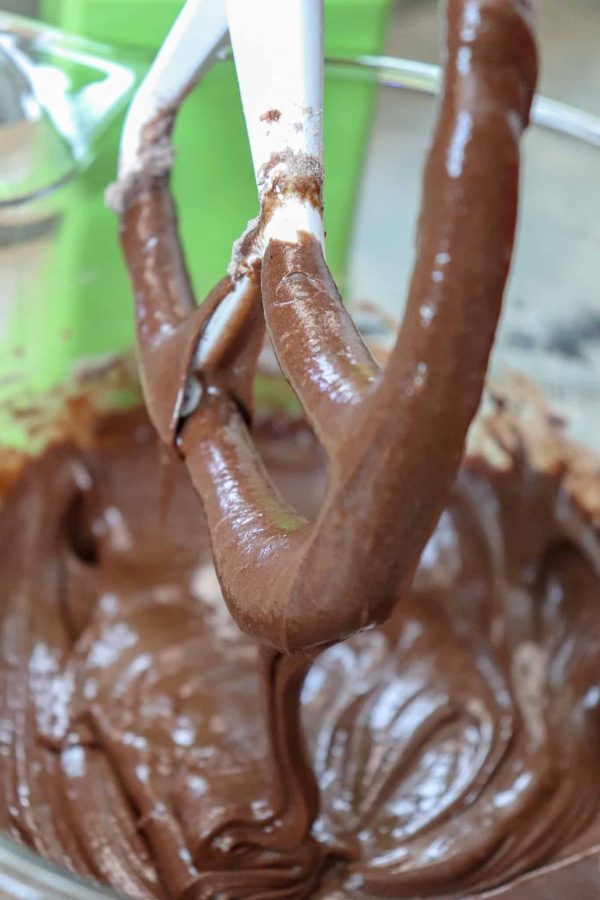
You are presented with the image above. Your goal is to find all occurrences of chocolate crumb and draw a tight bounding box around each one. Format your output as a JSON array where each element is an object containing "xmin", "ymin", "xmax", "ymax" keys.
[{"xmin": 260, "ymin": 109, "xmax": 282, "ymax": 123}]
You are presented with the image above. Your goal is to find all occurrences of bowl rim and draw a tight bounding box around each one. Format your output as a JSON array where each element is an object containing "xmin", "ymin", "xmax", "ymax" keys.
[
  {"xmin": 0, "ymin": 7, "xmax": 598, "ymax": 208},
  {"xmin": 327, "ymin": 53, "xmax": 600, "ymax": 148}
]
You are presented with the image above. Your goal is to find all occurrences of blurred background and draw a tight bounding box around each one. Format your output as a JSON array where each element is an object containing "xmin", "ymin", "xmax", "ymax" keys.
[
  {"xmin": 5, "ymin": 0, "xmax": 600, "ymax": 113},
  {"xmin": 0, "ymin": 0, "xmax": 599, "ymax": 446},
  {"xmin": 391, "ymin": 1, "xmax": 600, "ymax": 114}
]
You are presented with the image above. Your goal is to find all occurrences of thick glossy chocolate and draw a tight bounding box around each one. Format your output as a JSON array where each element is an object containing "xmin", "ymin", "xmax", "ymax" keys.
[
  {"xmin": 119, "ymin": 0, "xmax": 538, "ymax": 653},
  {"xmin": 2, "ymin": 386, "xmax": 600, "ymax": 899}
]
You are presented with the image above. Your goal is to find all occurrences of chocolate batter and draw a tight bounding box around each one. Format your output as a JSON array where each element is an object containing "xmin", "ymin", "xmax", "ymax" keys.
[
  {"xmin": 8, "ymin": 0, "xmax": 598, "ymax": 896},
  {"xmin": 3, "ymin": 379, "xmax": 600, "ymax": 899}
]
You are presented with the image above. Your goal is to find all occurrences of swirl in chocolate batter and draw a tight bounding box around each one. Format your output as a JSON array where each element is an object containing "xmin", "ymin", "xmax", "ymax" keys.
[{"xmin": 3, "ymin": 380, "xmax": 600, "ymax": 898}]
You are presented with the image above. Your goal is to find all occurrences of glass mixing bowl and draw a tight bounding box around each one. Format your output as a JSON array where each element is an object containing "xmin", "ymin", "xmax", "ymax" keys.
[{"xmin": 0, "ymin": 33, "xmax": 599, "ymax": 900}]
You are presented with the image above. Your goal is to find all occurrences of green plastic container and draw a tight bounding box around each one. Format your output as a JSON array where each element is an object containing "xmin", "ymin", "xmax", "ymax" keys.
[{"xmin": 31, "ymin": 0, "xmax": 391, "ymax": 387}]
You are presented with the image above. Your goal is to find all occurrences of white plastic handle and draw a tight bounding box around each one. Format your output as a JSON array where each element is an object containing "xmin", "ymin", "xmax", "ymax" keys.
[
  {"xmin": 119, "ymin": 0, "xmax": 228, "ymax": 179},
  {"xmin": 226, "ymin": 0, "xmax": 324, "ymax": 175},
  {"xmin": 226, "ymin": 0, "xmax": 325, "ymax": 247}
]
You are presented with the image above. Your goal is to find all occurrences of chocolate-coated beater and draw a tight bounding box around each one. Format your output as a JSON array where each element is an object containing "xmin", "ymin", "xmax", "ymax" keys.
[{"xmin": 113, "ymin": 0, "xmax": 537, "ymax": 654}]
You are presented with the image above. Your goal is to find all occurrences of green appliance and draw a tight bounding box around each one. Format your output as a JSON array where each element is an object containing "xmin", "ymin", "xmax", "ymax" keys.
[{"xmin": 0, "ymin": 1, "xmax": 391, "ymax": 447}]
